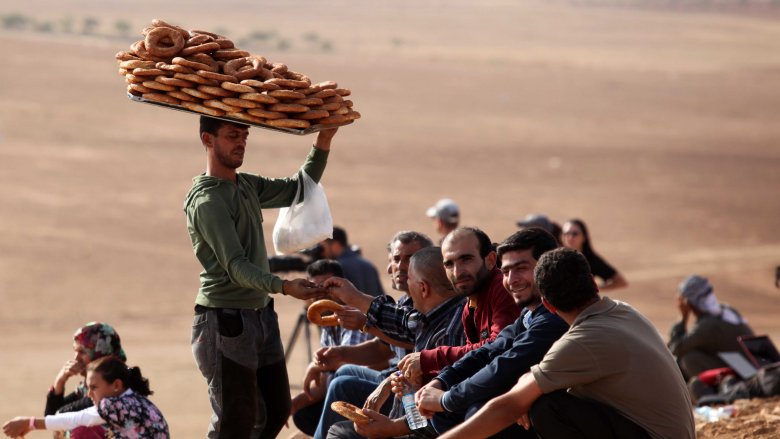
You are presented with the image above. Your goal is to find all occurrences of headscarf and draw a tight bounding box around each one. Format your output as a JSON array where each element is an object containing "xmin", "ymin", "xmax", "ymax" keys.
[
  {"xmin": 73, "ymin": 322, "xmax": 127, "ymax": 362},
  {"xmin": 678, "ymin": 275, "xmax": 746, "ymax": 326}
]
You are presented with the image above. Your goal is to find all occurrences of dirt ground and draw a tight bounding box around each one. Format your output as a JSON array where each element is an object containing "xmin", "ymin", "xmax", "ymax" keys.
[
  {"xmin": 696, "ymin": 397, "xmax": 780, "ymax": 439},
  {"xmin": 1, "ymin": 1, "xmax": 779, "ymax": 438}
]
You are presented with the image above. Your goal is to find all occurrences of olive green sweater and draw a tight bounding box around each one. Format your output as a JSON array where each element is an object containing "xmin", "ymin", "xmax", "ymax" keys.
[{"xmin": 184, "ymin": 147, "xmax": 328, "ymax": 309}]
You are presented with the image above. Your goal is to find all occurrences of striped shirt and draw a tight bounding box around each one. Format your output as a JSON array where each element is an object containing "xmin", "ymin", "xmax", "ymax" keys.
[{"xmin": 387, "ymin": 295, "xmax": 467, "ymax": 421}]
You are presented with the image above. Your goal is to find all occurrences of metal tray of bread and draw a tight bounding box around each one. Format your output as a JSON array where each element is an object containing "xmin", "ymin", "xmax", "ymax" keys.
[{"xmin": 128, "ymin": 94, "xmax": 353, "ymax": 135}]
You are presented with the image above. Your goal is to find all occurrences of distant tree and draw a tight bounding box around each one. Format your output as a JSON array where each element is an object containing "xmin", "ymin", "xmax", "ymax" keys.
[
  {"xmin": 277, "ymin": 39, "xmax": 291, "ymax": 51},
  {"xmin": 249, "ymin": 30, "xmax": 275, "ymax": 41},
  {"xmin": 34, "ymin": 21, "xmax": 55, "ymax": 33},
  {"xmin": 114, "ymin": 19, "xmax": 132, "ymax": 37},
  {"xmin": 1, "ymin": 14, "xmax": 30, "ymax": 30},
  {"xmin": 82, "ymin": 17, "xmax": 99, "ymax": 35},
  {"xmin": 303, "ymin": 32, "xmax": 319, "ymax": 42},
  {"xmin": 321, "ymin": 40, "xmax": 333, "ymax": 52}
]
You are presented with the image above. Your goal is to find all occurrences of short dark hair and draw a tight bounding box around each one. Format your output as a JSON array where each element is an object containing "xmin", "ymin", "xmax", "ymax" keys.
[
  {"xmin": 410, "ymin": 247, "xmax": 453, "ymax": 293},
  {"xmin": 447, "ymin": 227, "xmax": 493, "ymax": 258},
  {"xmin": 388, "ymin": 231, "xmax": 434, "ymax": 252},
  {"xmin": 331, "ymin": 227, "xmax": 348, "ymax": 247},
  {"xmin": 306, "ymin": 259, "xmax": 344, "ymax": 278},
  {"xmin": 534, "ymin": 247, "xmax": 598, "ymax": 312},
  {"xmin": 496, "ymin": 228, "xmax": 559, "ymax": 265},
  {"xmin": 199, "ymin": 115, "xmax": 249, "ymax": 136}
]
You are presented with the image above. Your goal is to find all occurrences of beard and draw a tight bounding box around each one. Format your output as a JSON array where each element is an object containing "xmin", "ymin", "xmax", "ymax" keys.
[
  {"xmin": 514, "ymin": 293, "xmax": 541, "ymax": 309},
  {"xmin": 214, "ymin": 142, "xmax": 244, "ymax": 169},
  {"xmin": 453, "ymin": 265, "xmax": 490, "ymax": 296}
]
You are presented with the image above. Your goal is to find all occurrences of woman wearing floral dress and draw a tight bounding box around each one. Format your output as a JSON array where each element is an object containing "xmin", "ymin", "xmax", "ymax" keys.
[
  {"xmin": 46, "ymin": 322, "xmax": 127, "ymax": 439},
  {"xmin": 3, "ymin": 356, "xmax": 169, "ymax": 438}
]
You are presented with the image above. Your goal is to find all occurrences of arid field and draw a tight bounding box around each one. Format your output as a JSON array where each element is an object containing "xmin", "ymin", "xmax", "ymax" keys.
[{"xmin": 1, "ymin": 1, "xmax": 779, "ymax": 437}]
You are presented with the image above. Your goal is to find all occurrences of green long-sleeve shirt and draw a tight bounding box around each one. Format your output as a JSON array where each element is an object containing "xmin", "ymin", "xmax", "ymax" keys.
[{"xmin": 184, "ymin": 146, "xmax": 329, "ymax": 309}]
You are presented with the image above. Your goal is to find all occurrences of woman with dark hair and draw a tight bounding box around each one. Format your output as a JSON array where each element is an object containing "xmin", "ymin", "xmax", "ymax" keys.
[
  {"xmin": 3, "ymin": 356, "xmax": 169, "ymax": 438},
  {"xmin": 561, "ymin": 219, "xmax": 628, "ymax": 291},
  {"xmin": 45, "ymin": 322, "xmax": 127, "ymax": 438}
]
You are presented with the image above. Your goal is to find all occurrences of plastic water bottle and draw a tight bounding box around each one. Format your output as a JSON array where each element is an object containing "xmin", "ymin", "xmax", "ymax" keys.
[
  {"xmin": 397, "ymin": 371, "xmax": 428, "ymax": 429},
  {"xmin": 694, "ymin": 405, "xmax": 736, "ymax": 422}
]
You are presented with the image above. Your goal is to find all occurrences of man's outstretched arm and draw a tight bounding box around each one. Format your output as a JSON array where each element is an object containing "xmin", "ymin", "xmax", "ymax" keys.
[{"xmin": 434, "ymin": 372, "xmax": 543, "ymax": 439}]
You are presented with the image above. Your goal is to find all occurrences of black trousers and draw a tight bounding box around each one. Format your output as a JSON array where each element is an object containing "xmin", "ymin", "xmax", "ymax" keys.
[{"xmin": 529, "ymin": 391, "xmax": 652, "ymax": 439}]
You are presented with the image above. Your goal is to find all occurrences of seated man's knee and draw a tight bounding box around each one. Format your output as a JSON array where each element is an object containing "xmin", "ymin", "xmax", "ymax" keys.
[
  {"xmin": 334, "ymin": 364, "xmax": 366, "ymax": 379},
  {"xmin": 529, "ymin": 391, "xmax": 564, "ymax": 427}
]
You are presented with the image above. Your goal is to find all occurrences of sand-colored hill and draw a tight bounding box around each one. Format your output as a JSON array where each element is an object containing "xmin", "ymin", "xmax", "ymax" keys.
[{"xmin": 1, "ymin": 1, "xmax": 779, "ymax": 437}]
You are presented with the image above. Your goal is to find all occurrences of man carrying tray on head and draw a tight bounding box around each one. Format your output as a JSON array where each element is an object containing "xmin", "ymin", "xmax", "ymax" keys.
[{"xmin": 184, "ymin": 115, "xmax": 338, "ymax": 439}]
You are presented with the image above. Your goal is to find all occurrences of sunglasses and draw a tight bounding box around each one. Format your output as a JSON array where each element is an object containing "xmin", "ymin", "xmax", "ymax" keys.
[{"xmin": 563, "ymin": 231, "xmax": 581, "ymax": 237}]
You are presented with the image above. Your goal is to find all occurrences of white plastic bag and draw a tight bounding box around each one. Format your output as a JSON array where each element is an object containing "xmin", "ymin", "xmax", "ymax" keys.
[{"xmin": 272, "ymin": 170, "xmax": 333, "ymax": 254}]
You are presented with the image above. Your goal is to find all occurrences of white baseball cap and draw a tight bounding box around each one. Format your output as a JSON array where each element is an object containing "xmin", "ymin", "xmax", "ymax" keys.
[{"xmin": 426, "ymin": 198, "xmax": 460, "ymax": 224}]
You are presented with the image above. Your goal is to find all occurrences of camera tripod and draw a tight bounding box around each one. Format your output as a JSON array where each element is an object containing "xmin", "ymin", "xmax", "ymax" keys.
[{"xmin": 284, "ymin": 307, "xmax": 319, "ymax": 364}]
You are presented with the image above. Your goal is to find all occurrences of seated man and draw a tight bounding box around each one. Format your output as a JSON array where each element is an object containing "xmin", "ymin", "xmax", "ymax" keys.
[
  {"xmin": 309, "ymin": 231, "xmax": 432, "ymax": 439},
  {"xmin": 328, "ymin": 247, "xmax": 467, "ymax": 439},
  {"xmin": 416, "ymin": 228, "xmax": 568, "ymax": 438},
  {"xmin": 392, "ymin": 227, "xmax": 521, "ymax": 386},
  {"xmin": 292, "ymin": 260, "xmax": 377, "ymax": 436},
  {"xmin": 436, "ymin": 248, "xmax": 695, "ymax": 439},
  {"xmin": 668, "ymin": 274, "xmax": 753, "ymax": 381}
]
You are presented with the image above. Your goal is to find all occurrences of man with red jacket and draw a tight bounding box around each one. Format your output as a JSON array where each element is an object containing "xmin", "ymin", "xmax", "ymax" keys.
[{"xmin": 398, "ymin": 227, "xmax": 520, "ymax": 385}]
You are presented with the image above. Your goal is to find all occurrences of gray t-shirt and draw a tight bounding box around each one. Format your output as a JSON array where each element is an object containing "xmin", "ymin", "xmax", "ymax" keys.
[{"xmin": 531, "ymin": 297, "xmax": 695, "ymax": 439}]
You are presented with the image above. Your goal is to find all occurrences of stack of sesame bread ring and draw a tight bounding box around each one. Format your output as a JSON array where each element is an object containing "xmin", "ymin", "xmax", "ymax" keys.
[{"xmin": 117, "ymin": 19, "xmax": 360, "ymax": 131}]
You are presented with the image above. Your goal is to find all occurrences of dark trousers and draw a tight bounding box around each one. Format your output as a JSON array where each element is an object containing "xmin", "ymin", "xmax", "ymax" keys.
[
  {"xmin": 293, "ymin": 400, "xmax": 325, "ymax": 436},
  {"xmin": 431, "ymin": 400, "xmax": 536, "ymax": 439},
  {"xmin": 192, "ymin": 300, "xmax": 291, "ymax": 439},
  {"xmin": 529, "ymin": 391, "xmax": 652, "ymax": 439}
]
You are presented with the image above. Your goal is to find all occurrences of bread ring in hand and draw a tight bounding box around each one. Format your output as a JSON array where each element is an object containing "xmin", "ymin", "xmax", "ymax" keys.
[
  {"xmin": 330, "ymin": 401, "xmax": 371, "ymax": 425},
  {"xmin": 307, "ymin": 300, "xmax": 343, "ymax": 326}
]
